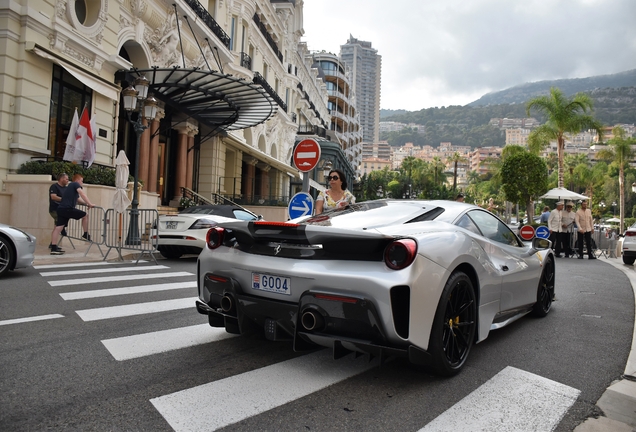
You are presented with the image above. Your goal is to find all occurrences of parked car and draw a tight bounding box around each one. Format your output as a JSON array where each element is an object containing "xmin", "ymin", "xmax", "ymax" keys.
[
  {"xmin": 196, "ymin": 199, "xmax": 554, "ymax": 376},
  {"xmin": 620, "ymin": 222, "xmax": 636, "ymax": 265},
  {"xmin": 155, "ymin": 205, "xmax": 259, "ymax": 259},
  {"xmin": 0, "ymin": 223, "xmax": 36, "ymax": 276}
]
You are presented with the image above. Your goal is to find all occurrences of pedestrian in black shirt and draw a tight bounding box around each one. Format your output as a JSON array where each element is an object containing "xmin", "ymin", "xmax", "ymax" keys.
[
  {"xmin": 48, "ymin": 173, "xmax": 69, "ymax": 249},
  {"xmin": 50, "ymin": 173, "xmax": 95, "ymax": 255}
]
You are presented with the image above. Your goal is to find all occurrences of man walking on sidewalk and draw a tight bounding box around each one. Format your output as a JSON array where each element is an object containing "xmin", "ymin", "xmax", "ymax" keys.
[
  {"xmin": 50, "ymin": 173, "xmax": 95, "ymax": 255},
  {"xmin": 48, "ymin": 172, "xmax": 69, "ymax": 250},
  {"xmin": 575, "ymin": 200, "xmax": 596, "ymax": 260},
  {"xmin": 548, "ymin": 201, "xmax": 565, "ymax": 257}
]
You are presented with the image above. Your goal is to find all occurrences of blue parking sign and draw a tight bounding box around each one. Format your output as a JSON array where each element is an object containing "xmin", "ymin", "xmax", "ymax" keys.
[
  {"xmin": 535, "ymin": 225, "xmax": 550, "ymax": 239},
  {"xmin": 288, "ymin": 192, "xmax": 314, "ymax": 219}
]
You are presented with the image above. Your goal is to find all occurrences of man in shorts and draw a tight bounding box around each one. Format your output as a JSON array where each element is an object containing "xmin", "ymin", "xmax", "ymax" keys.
[
  {"xmin": 48, "ymin": 172, "xmax": 69, "ymax": 249},
  {"xmin": 50, "ymin": 173, "xmax": 95, "ymax": 255}
]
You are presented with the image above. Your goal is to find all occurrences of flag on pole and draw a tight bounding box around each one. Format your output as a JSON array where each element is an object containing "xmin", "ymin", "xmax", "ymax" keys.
[
  {"xmin": 74, "ymin": 107, "xmax": 94, "ymax": 166},
  {"xmin": 83, "ymin": 112, "xmax": 97, "ymax": 168},
  {"xmin": 63, "ymin": 108, "xmax": 79, "ymax": 162}
]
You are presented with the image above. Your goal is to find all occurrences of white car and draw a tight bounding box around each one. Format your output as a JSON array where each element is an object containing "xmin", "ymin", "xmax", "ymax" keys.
[
  {"xmin": 155, "ymin": 205, "xmax": 259, "ymax": 259},
  {"xmin": 0, "ymin": 223, "xmax": 36, "ymax": 276},
  {"xmin": 196, "ymin": 199, "xmax": 554, "ymax": 376},
  {"xmin": 621, "ymin": 222, "xmax": 636, "ymax": 264}
]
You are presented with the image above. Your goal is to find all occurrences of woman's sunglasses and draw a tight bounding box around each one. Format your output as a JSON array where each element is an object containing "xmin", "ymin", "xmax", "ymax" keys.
[{"xmin": 327, "ymin": 175, "xmax": 339, "ymax": 181}]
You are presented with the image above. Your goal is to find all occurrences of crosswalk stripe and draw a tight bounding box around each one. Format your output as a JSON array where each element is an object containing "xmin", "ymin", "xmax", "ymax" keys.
[
  {"xmin": 48, "ymin": 272, "xmax": 194, "ymax": 287},
  {"xmin": 60, "ymin": 282, "xmax": 197, "ymax": 300},
  {"xmin": 76, "ymin": 297, "xmax": 198, "ymax": 321},
  {"xmin": 102, "ymin": 324, "xmax": 236, "ymax": 361},
  {"xmin": 40, "ymin": 265, "xmax": 170, "ymax": 277},
  {"xmin": 33, "ymin": 261, "xmax": 147, "ymax": 270},
  {"xmin": 419, "ymin": 366, "xmax": 580, "ymax": 432},
  {"xmin": 0, "ymin": 314, "xmax": 65, "ymax": 326},
  {"xmin": 151, "ymin": 350, "xmax": 378, "ymax": 431}
]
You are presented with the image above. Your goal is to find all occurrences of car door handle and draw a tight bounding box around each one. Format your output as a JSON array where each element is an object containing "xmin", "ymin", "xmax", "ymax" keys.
[{"xmin": 501, "ymin": 265, "xmax": 509, "ymax": 271}]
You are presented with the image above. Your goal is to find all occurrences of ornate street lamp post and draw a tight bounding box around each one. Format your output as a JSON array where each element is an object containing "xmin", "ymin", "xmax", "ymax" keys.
[{"xmin": 121, "ymin": 76, "xmax": 158, "ymax": 245}]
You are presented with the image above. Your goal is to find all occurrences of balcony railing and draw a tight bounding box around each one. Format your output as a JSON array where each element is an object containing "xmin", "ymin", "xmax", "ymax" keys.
[
  {"xmin": 297, "ymin": 124, "xmax": 327, "ymax": 138},
  {"xmin": 253, "ymin": 13, "xmax": 283, "ymax": 63},
  {"xmin": 240, "ymin": 52, "xmax": 252, "ymax": 70},
  {"xmin": 253, "ymin": 72, "xmax": 287, "ymax": 112},
  {"xmin": 183, "ymin": 0, "xmax": 230, "ymax": 48}
]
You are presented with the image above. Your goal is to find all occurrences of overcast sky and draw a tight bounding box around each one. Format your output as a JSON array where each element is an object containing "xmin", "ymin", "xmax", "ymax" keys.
[{"xmin": 302, "ymin": 0, "xmax": 636, "ymax": 111}]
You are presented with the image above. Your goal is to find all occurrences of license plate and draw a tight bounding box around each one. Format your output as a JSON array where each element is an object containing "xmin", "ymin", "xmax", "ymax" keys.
[
  {"xmin": 165, "ymin": 221, "xmax": 178, "ymax": 229},
  {"xmin": 252, "ymin": 272, "xmax": 291, "ymax": 295}
]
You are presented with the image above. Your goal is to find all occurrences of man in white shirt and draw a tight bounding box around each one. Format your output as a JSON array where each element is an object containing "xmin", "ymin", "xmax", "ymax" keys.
[
  {"xmin": 561, "ymin": 201, "xmax": 577, "ymax": 257},
  {"xmin": 548, "ymin": 201, "xmax": 564, "ymax": 257},
  {"xmin": 575, "ymin": 200, "xmax": 596, "ymax": 259}
]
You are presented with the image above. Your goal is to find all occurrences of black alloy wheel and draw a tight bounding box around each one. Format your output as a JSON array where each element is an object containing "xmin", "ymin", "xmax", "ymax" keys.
[
  {"xmin": 0, "ymin": 235, "xmax": 15, "ymax": 276},
  {"xmin": 532, "ymin": 257, "xmax": 554, "ymax": 317},
  {"xmin": 428, "ymin": 271, "xmax": 477, "ymax": 376}
]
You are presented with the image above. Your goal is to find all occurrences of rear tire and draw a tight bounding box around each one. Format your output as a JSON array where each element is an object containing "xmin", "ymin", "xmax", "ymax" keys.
[
  {"xmin": 427, "ymin": 271, "xmax": 476, "ymax": 376},
  {"xmin": 158, "ymin": 246, "xmax": 182, "ymax": 259},
  {"xmin": 622, "ymin": 255, "xmax": 635, "ymax": 265},
  {"xmin": 532, "ymin": 257, "xmax": 554, "ymax": 317}
]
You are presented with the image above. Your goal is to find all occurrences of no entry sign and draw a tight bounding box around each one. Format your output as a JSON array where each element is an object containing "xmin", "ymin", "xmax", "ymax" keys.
[
  {"xmin": 293, "ymin": 138, "xmax": 321, "ymax": 172},
  {"xmin": 519, "ymin": 225, "xmax": 535, "ymax": 240}
]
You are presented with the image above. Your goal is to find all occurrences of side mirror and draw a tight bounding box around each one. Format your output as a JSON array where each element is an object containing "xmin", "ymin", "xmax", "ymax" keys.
[{"xmin": 527, "ymin": 237, "xmax": 551, "ymax": 256}]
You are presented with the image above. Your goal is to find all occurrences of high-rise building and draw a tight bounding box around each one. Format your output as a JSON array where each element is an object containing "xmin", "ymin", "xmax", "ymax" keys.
[{"xmin": 340, "ymin": 35, "xmax": 381, "ymax": 144}]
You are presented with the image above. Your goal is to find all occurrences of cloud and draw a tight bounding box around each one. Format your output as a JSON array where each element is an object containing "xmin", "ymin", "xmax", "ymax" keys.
[{"xmin": 302, "ymin": 0, "xmax": 636, "ymax": 110}]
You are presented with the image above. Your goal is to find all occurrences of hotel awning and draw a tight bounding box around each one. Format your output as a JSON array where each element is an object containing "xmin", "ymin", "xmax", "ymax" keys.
[{"xmin": 116, "ymin": 67, "xmax": 278, "ymax": 131}]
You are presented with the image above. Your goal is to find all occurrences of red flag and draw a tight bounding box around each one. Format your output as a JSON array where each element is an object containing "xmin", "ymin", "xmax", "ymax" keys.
[{"xmin": 74, "ymin": 107, "xmax": 95, "ymax": 166}]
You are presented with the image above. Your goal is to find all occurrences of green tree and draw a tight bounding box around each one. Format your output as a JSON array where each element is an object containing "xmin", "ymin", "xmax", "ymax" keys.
[
  {"xmin": 501, "ymin": 151, "xmax": 549, "ymax": 219},
  {"xmin": 526, "ymin": 87, "xmax": 604, "ymax": 188},
  {"xmin": 446, "ymin": 151, "xmax": 468, "ymax": 191},
  {"xmin": 596, "ymin": 126, "xmax": 636, "ymax": 232}
]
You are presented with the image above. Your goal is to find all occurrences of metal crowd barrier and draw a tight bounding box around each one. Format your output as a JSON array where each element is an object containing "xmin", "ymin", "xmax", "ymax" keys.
[
  {"xmin": 103, "ymin": 208, "xmax": 159, "ymax": 264},
  {"xmin": 570, "ymin": 229, "xmax": 617, "ymax": 258},
  {"xmin": 60, "ymin": 205, "xmax": 106, "ymax": 257}
]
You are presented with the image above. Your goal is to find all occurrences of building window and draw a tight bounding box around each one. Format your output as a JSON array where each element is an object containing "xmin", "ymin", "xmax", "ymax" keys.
[{"xmin": 48, "ymin": 64, "xmax": 93, "ymax": 160}]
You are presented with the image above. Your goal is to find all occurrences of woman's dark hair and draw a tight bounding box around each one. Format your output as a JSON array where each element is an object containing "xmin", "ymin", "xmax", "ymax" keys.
[{"xmin": 329, "ymin": 169, "xmax": 347, "ymax": 190}]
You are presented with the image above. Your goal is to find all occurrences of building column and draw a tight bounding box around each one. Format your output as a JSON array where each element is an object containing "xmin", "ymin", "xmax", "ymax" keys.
[
  {"xmin": 173, "ymin": 122, "xmax": 198, "ymax": 199},
  {"xmin": 244, "ymin": 157, "xmax": 258, "ymax": 201},
  {"xmin": 147, "ymin": 108, "xmax": 165, "ymax": 194}
]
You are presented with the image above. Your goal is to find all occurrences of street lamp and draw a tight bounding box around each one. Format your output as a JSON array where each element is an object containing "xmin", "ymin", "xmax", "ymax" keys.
[
  {"xmin": 632, "ymin": 182, "xmax": 636, "ymax": 193},
  {"xmin": 612, "ymin": 201, "xmax": 617, "ymax": 217},
  {"xmin": 121, "ymin": 76, "xmax": 158, "ymax": 245},
  {"xmin": 599, "ymin": 201, "xmax": 606, "ymax": 217}
]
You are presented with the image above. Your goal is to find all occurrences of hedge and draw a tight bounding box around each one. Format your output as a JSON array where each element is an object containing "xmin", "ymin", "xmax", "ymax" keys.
[{"xmin": 17, "ymin": 160, "xmax": 132, "ymax": 187}]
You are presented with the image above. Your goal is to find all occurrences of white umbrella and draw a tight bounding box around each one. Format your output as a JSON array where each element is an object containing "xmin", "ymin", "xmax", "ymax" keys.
[
  {"xmin": 112, "ymin": 150, "xmax": 131, "ymax": 213},
  {"xmin": 606, "ymin": 217, "xmax": 621, "ymax": 223},
  {"xmin": 540, "ymin": 187, "xmax": 589, "ymax": 201}
]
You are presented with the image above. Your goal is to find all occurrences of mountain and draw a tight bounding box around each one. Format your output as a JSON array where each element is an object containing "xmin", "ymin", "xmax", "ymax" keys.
[
  {"xmin": 380, "ymin": 109, "xmax": 408, "ymax": 119},
  {"xmin": 468, "ymin": 69, "xmax": 636, "ymax": 106}
]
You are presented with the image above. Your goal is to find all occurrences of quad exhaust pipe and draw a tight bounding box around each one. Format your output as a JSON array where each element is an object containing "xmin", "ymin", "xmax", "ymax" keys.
[
  {"xmin": 300, "ymin": 310, "xmax": 324, "ymax": 331},
  {"xmin": 220, "ymin": 294, "xmax": 235, "ymax": 314}
]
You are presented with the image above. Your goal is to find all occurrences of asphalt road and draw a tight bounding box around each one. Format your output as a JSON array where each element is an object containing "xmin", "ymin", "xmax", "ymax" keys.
[{"xmin": 0, "ymin": 256, "xmax": 633, "ymax": 431}]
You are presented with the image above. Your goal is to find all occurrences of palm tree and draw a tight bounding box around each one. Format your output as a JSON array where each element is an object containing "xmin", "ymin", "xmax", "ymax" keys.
[
  {"xmin": 596, "ymin": 126, "xmax": 636, "ymax": 232},
  {"xmin": 446, "ymin": 152, "xmax": 468, "ymax": 190},
  {"xmin": 526, "ymin": 87, "xmax": 604, "ymax": 188}
]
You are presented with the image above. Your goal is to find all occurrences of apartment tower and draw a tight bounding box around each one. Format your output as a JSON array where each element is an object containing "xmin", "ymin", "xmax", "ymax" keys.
[{"xmin": 340, "ymin": 35, "xmax": 382, "ymax": 144}]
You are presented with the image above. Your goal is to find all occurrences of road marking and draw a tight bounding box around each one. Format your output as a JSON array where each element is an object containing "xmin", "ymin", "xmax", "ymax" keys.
[
  {"xmin": 40, "ymin": 265, "xmax": 170, "ymax": 277},
  {"xmin": 102, "ymin": 324, "xmax": 236, "ymax": 360},
  {"xmin": 151, "ymin": 350, "xmax": 378, "ymax": 431},
  {"xmin": 76, "ymin": 297, "xmax": 197, "ymax": 321},
  {"xmin": 60, "ymin": 281, "xmax": 197, "ymax": 300},
  {"xmin": 33, "ymin": 261, "xmax": 147, "ymax": 270},
  {"xmin": 419, "ymin": 366, "xmax": 580, "ymax": 432},
  {"xmin": 0, "ymin": 314, "xmax": 65, "ymax": 326},
  {"xmin": 48, "ymin": 272, "xmax": 194, "ymax": 287}
]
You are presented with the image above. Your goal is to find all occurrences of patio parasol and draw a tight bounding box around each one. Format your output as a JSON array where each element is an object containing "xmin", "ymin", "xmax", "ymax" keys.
[
  {"xmin": 540, "ymin": 187, "xmax": 589, "ymax": 201},
  {"xmin": 112, "ymin": 150, "xmax": 131, "ymax": 213}
]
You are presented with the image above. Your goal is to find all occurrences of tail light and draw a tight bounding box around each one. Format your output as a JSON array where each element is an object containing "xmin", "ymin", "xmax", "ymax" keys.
[
  {"xmin": 625, "ymin": 231, "xmax": 636, "ymax": 237},
  {"xmin": 384, "ymin": 239, "xmax": 417, "ymax": 270},
  {"xmin": 206, "ymin": 227, "xmax": 225, "ymax": 249}
]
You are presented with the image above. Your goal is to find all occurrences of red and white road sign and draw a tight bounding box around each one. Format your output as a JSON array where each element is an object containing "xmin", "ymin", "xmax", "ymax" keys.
[
  {"xmin": 293, "ymin": 138, "xmax": 321, "ymax": 172},
  {"xmin": 519, "ymin": 225, "xmax": 535, "ymax": 241}
]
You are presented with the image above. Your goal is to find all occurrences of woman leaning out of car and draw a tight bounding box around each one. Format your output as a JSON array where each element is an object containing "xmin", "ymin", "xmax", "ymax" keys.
[{"xmin": 315, "ymin": 169, "xmax": 355, "ymax": 215}]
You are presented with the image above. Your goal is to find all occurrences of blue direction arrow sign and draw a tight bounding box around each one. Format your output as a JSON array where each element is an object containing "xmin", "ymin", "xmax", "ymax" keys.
[
  {"xmin": 535, "ymin": 225, "xmax": 550, "ymax": 239},
  {"xmin": 288, "ymin": 192, "xmax": 314, "ymax": 219}
]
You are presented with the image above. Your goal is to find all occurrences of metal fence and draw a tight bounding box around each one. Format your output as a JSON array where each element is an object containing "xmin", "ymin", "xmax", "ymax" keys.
[
  {"xmin": 60, "ymin": 205, "xmax": 106, "ymax": 257},
  {"xmin": 103, "ymin": 209, "xmax": 159, "ymax": 264},
  {"xmin": 569, "ymin": 229, "xmax": 618, "ymax": 258}
]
